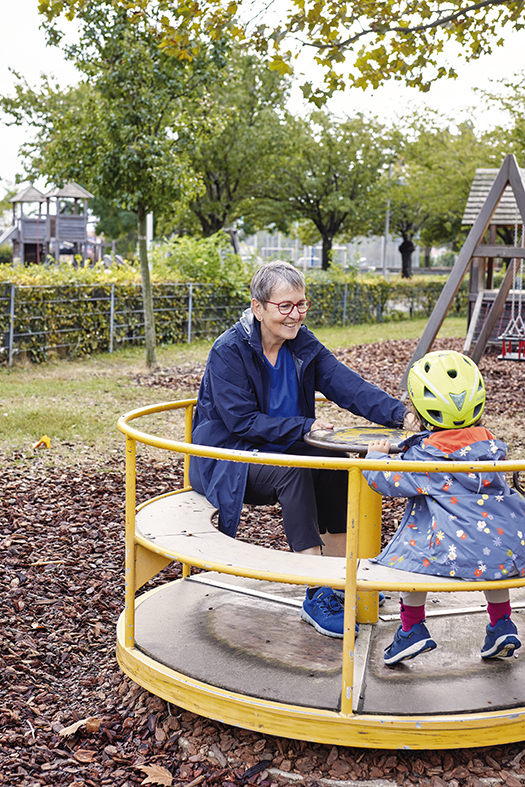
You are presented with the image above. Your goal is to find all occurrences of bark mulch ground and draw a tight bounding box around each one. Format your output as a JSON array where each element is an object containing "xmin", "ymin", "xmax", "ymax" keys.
[{"xmin": 2, "ymin": 339, "xmax": 525, "ymax": 787}]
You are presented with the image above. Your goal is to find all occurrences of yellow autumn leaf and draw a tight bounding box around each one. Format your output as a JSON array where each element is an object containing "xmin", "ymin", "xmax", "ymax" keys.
[
  {"xmin": 137, "ymin": 763, "xmax": 173, "ymax": 786},
  {"xmin": 268, "ymin": 57, "xmax": 293, "ymax": 76},
  {"xmin": 33, "ymin": 435, "xmax": 51, "ymax": 449}
]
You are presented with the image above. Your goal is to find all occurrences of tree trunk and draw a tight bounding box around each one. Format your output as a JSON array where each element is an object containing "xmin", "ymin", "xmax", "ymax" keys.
[
  {"xmin": 225, "ymin": 228, "xmax": 241, "ymax": 254},
  {"xmin": 398, "ymin": 238, "xmax": 414, "ymax": 279},
  {"xmin": 321, "ymin": 235, "xmax": 332, "ymax": 270},
  {"xmin": 137, "ymin": 205, "xmax": 158, "ymax": 368},
  {"xmin": 424, "ymin": 246, "xmax": 431, "ymax": 268}
]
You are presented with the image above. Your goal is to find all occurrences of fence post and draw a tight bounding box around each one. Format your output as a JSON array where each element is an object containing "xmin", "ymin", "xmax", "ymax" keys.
[
  {"xmin": 187, "ymin": 283, "xmax": 193, "ymax": 344},
  {"xmin": 8, "ymin": 284, "xmax": 15, "ymax": 367},
  {"xmin": 109, "ymin": 283, "xmax": 115, "ymax": 353},
  {"xmin": 342, "ymin": 282, "xmax": 348, "ymax": 326}
]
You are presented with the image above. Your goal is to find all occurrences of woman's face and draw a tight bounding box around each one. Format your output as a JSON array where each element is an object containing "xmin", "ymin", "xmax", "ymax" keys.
[{"xmin": 252, "ymin": 281, "xmax": 307, "ymax": 350}]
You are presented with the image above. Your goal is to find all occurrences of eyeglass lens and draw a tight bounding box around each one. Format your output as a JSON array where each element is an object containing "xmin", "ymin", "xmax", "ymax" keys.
[{"xmin": 278, "ymin": 301, "xmax": 310, "ymax": 315}]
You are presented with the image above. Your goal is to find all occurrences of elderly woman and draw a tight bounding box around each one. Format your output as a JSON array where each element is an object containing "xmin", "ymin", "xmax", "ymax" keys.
[{"xmin": 190, "ymin": 261, "xmax": 414, "ymax": 638}]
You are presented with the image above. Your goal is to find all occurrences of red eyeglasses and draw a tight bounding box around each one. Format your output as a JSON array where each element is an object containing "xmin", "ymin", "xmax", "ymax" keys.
[{"xmin": 264, "ymin": 299, "xmax": 311, "ymax": 315}]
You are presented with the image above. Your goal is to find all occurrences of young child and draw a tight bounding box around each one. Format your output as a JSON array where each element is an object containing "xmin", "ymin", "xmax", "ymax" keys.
[{"xmin": 363, "ymin": 350, "xmax": 525, "ymax": 666}]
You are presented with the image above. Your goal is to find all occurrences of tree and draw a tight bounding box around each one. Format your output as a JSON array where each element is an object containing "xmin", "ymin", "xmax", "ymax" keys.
[
  {"xmin": 3, "ymin": 5, "xmax": 224, "ymax": 366},
  {"xmin": 381, "ymin": 117, "xmax": 504, "ymax": 277},
  {"xmin": 264, "ymin": 111, "xmax": 388, "ymax": 270},
  {"xmin": 39, "ymin": 1, "xmax": 525, "ymax": 102},
  {"xmin": 168, "ymin": 50, "xmax": 290, "ymax": 239},
  {"xmin": 90, "ymin": 197, "xmax": 138, "ymax": 258},
  {"xmin": 481, "ymin": 75, "xmax": 525, "ymax": 163}
]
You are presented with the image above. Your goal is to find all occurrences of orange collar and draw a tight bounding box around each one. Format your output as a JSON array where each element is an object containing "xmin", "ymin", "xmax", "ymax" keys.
[{"xmin": 423, "ymin": 426, "xmax": 494, "ymax": 454}]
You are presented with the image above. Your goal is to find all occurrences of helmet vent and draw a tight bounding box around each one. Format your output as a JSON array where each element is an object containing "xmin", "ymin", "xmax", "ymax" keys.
[
  {"xmin": 427, "ymin": 409, "xmax": 443, "ymax": 423},
  {"xmin": 423, "ymin": 386, "xmax": 437, "ymax": 399},
  {"xmin": 447, "ymin": 369, "xmax": 458, "ymax": 378},
  {"xmin": 449, "ymin": 391, "xmax": 466, "ymax": 411},
  {"xmin": 424, "ymin": 362, "xmax": 431, "ymax": 372}
]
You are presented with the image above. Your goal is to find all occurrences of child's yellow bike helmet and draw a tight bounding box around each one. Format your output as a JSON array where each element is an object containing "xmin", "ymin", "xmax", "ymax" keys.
[{"xmin": 407, "ymin": 350, "xmax": 486, "ymax": 429}]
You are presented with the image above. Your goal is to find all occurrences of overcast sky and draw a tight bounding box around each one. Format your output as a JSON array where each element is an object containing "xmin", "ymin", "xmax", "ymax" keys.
[{"xmin": 1, "ymin": 0, "xmax": 524, "ymax": 193}]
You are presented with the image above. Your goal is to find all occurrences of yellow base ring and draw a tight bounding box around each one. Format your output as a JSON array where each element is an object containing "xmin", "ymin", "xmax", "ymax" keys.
[{"xmin": 116, "ymin": 608, "xmax": 525, "ymax": 750}]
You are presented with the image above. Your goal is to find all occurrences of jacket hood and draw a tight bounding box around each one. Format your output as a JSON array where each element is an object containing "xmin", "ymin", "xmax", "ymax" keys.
[
  {"xmin": 239, "ymin": 306, "xmax": 254, "ymax": 336},
  {"xmin": 403, "ymin": 426, "xmax": 509, "ymax": 494}
]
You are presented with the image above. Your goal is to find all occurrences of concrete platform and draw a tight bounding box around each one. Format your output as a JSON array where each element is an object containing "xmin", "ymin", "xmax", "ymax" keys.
[{"xmin": 134, "ymin": 573, "xmax": 525, "ymax": 717}]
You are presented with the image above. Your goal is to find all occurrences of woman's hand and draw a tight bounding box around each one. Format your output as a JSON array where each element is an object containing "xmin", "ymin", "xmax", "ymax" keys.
[
  {"xmin": 311, "ymin": 419, "xmax": 334, "ymax": 431},
  {"xmin": 368, "ymin": 439, "xmax": 391, "ymax": 454}
]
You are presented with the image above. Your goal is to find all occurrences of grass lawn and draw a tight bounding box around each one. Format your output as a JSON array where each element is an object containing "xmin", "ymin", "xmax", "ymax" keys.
[{"xmin": 0, "ymin": 315, "xmax": 467, "ymax": 466}]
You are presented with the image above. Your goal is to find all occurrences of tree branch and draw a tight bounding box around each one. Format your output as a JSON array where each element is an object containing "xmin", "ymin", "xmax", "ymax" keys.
[{"xmin": 305, "ymin": 0, "xmax": 517, "ymax": 52}]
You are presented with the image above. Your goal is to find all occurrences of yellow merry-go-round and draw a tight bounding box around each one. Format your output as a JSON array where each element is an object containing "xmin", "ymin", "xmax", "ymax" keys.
[{"xmin": 117, "ymin": 398, "xmax": 525, "ymax": 750}]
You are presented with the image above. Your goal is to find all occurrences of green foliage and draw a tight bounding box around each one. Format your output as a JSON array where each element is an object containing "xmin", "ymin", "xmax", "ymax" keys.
[
  {"xmin": 372, "ymin": 115, "xmax": 506, "ymax": 277},
  {"xmin": 170, "ymin": 50, "xmax": 290, "ymax": 238},
  {"xmin": 0, "ymin": 259, "xmax": 141, "ymax": 286},
  {"xmin": 304, "ymin": 275, "xmax": 466, "ymax": 327},
  {"xmin": 0, "ymin": 263, "xmax": 467, "ymax": 364},
  {"xmin": 0, "ymin": 244, "xmax": 13, "ymax": 265},
  {"xmin": 386, "ymin": 117, "xmax": 504, "ymax": 250},
  {"xmin": 40, "ymin": 1, "xmax": 525, "ymax": 102},
  {"xmin": 480, "ymin": 77, "xmax": 525, "ymax": 168},
  {"xmin": 3, "ymin": 4, "xmax": 231, "ymax": 366},
  {"xmin": 149, "ymin": 232, "xmax": 258, "ymax": 296},
  {"xmin": 265, "ymin": 111, "xmax": 388, "ymax": 270},
  {"xmin": 90, "ymin": 196, "xmax": 138, "ymax": 257}
]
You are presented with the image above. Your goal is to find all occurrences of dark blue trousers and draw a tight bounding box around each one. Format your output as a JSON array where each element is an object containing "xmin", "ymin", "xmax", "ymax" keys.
[{"xmin": 243, "ymin": 442, "xmax": 347, "ymax": 552}]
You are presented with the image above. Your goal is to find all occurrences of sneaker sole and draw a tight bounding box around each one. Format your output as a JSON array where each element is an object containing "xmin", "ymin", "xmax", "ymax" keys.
[
  {"xmin": 384, "ymin": 639, "xmax": 437, "ymax": 666},
  {"xmin": 481, "ymin": 636, "xmax": 521, "ymax": 659},
  {"xmin": 300, "ymin": 608, "xmax": 344, "ymax": 639}
]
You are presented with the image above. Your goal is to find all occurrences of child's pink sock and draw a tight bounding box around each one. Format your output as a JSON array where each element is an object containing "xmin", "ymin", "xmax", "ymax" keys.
[
  {"xmin": 487, "ymin": 600, "xmax": 512, "ymax": 627},
  {"xmin": 400, "ymin": 602, "xmax": 426, "ymax": 632}
]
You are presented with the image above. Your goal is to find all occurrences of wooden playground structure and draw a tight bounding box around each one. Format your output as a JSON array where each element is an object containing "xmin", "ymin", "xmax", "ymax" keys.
[
  {"xmin": 0, "ymin": 181, "xmax": 96, "ymax": 264},
  {"xmin": 402, "ymin": 154, "xmax": 525, "ymax": 387}
]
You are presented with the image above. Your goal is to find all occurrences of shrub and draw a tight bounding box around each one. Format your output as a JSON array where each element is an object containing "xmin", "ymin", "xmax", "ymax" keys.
[
  {"xmin": 0, "ymin": 244, "xmax": 13, "ymax": 265},
  {"xmin": 149, "ymin": 232, "xmax": 258, "ymax": 297},
  {"xmin": 0, "ymin": 233, "xmax": 467, "ymax": 364}
]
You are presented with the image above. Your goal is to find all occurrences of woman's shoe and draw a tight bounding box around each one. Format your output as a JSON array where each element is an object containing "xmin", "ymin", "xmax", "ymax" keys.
[{"xmin": 301, "ymin": 587, "xmax": 359, "ymax": 637}]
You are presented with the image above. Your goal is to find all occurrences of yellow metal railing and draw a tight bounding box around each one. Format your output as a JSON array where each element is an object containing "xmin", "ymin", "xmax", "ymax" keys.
[{"xmin": 118, "ymin": 399, "xmax": 525, "ymax": 719}]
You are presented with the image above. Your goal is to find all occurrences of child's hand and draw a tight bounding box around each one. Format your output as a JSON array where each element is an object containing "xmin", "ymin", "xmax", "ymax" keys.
[
  {"xmin": 403, "ymin": 412, "xmax": 419, "ymax": 431},
  {"xmin": 368, "ymin": 439, "xmax": 391, "ymax": 454}
]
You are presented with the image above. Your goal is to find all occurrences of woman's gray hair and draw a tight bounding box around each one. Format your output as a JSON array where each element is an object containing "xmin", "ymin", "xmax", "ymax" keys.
[{"xmin": 250, "ymin": 260, "xmax": 305, "ymax": 303}]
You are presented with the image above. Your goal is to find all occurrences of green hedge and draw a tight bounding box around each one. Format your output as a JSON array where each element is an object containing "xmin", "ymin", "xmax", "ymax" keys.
[{"xmin": 0, "ymin": 273, "xmax": 464, "ymax": 364}]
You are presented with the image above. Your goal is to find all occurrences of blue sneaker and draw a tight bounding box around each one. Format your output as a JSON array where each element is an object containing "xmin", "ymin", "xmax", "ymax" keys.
[
  {"xmin": 333, "ymin": 589, "xmax": 386, "ymax": 606},
  {"xmin": 301, "ymin": 587, "xmax": 350, "ymax": 638},
  {"xmin": 384, "ymin": 622, "xmax": 437, "ymax": 666},
  {"xmin": 481, "ymin": 616, "xmax": 521, "ymax": 659}
]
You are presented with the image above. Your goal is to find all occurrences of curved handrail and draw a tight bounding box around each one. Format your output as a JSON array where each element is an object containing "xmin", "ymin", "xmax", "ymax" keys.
[{"xmin": 118, "ymin": 399, "xmax": 525, "ymax": 475}]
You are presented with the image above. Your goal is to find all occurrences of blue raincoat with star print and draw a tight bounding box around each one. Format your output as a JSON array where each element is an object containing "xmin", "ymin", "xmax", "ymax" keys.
[{"xmin": 363, "ymin": 426, "xmax": 525, "ymax": 581}]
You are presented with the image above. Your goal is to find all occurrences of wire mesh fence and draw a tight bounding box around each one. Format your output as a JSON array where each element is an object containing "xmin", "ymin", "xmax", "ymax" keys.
[
  {"xmin": 0, "ymin": 278, "xmax": 466, "ymax": 365},
  {"xmin": 0, "ymin": 283, "xmax": 250, "ymax": 365}
]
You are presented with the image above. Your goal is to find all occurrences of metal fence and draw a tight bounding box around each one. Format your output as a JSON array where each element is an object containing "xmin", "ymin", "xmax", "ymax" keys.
[
  {"xmin": 0, "ymin": 283, "xmax": 249, "ymax": 365},
  {"xmin": 0, "ymin": 278, "xmax": 463, "ymax": 366}
]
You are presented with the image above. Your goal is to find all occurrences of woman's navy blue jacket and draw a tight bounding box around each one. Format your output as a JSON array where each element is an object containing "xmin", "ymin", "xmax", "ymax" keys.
[{"xmin": 189, "ymin": 308, "xmax": 407, "ymax": 538}]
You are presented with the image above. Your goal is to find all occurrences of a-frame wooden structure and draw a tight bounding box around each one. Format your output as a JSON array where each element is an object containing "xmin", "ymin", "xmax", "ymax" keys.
[{"xmin": 400, "ymin": 154, "xmax": 525, "ymax": 388}]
